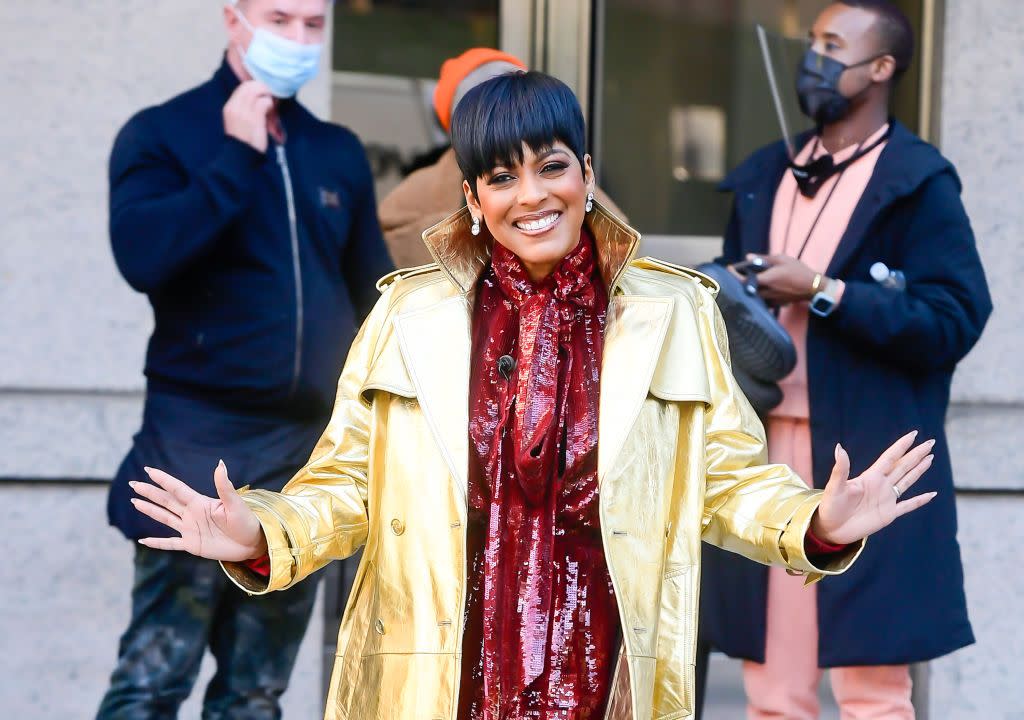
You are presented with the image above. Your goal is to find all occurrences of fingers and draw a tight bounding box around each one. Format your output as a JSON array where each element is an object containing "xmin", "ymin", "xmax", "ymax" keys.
[
  {"xmin": 253, "ymin": 95, "xmax": 274, "ymax": 115},
  {"xmin": 894, "ymin": 453, "xmax": 935, "ymax": 495},
  {"xmin": 894, "ymin": 491, "xmax": 938, "ymax": 518},
  {"xmin": 238, "ymin": 81, "xmax": 273, "ymax": 114},
  {"xmin": 234, "ymin": 80, "xmax": 272, "ymax": 102},
  {"xmin": 213, "ymin": 460, "xmax": 241, "ymax": 507},
  {"xmin": 144, "ymin": 467, "xmax": 201, "ymax": 506},
  {"xmin": 130, "ymin": 478, "xmax": 184, "ymax": 515},
  {"xmin": 827, "ymin": 442, "xmax": 851, "ymax": 487},
  {"xmin": 138, "ymin": 536, "xmax": 187, "ymax": 552},
  {"xmin": 245, "ymin": 80, "xmax": 272, "ymax": 97},
  {"xmin": 891, "ymin": 438, "xmax": 935, "ymax": 484},
  {"xmin": 872, "ymin": 431, "xmax": 918, "ymax": 475},
  {"xmin": 131, "ymin": 497, "xmax": 183, "ymax": 531},
  {"xmin": 755, "ymin": 266, "xmax": 782, "ymax": 285}
]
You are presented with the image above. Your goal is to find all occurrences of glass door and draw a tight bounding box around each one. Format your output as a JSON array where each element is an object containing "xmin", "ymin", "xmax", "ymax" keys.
[{"xmin": 330, "ymin": 0, "xmax": 503, "ymax": 198}]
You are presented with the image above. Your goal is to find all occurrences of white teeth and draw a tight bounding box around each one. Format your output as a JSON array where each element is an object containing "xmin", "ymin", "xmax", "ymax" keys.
[{"xmin": 515, "ymin": 213, "xmax": 560, "ymax": 232}]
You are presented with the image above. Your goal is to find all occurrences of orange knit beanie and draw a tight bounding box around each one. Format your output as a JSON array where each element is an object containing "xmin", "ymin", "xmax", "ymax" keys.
[{"xmin": 433, "ymin": 48, "xmax": 527, "ymax": 132}]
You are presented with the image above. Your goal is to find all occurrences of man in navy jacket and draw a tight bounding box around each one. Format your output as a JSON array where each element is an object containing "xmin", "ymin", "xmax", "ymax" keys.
[
  {"xmin": 97, "ymin": 1, "xmax": 392, "ymax": 717},
  {"xmin": 701, "ymin": 2, "xmax": 990, "ymax": 718}
]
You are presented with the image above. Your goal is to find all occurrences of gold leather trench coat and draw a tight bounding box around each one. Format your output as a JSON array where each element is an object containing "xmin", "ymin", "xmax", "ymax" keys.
[{"xmin": 224, "ymin": 202, "xmax": 863, "ymax": 720}]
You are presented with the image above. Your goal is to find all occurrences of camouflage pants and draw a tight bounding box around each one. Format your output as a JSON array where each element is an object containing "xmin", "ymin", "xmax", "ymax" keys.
[{"xmin": 96, "ymin": 545, "xmax": 319, "ymax": 720}]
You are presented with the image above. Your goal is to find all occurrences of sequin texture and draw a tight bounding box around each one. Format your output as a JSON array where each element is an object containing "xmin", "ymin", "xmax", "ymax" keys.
[{"xmin": 459, "ymin": 232, "xmax": 619, "ymax": 720}]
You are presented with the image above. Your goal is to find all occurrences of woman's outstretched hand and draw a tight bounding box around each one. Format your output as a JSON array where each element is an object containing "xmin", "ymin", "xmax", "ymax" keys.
[
  {"xmin": 812, "ymin": 431, "xmax": 937, "ymax": 546},
  {"xmin": 131, "ymin": 461, "xmax": 267, "ymax": 562}
]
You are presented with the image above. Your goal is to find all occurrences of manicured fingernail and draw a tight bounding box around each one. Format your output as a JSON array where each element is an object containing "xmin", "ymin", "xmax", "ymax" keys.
[
  {"xmin": 218, "ymin": 459, "xmax": 225, "ymax": 468},
  {"xmin": 128, "ymin": 481, "xmax": 137, "ymax": 488},
  {"xmin": 927, "ymin": 439, "xmax": 936, "ymax": 447},
  {"xmin": 143, "ymin": 467, "xmax": 153, "ymax": 474}
]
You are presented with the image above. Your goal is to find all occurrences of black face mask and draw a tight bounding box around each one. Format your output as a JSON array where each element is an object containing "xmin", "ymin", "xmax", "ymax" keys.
[{"xmin": 795, "ymin": 48, "xmax": 879, "ymax": 126}]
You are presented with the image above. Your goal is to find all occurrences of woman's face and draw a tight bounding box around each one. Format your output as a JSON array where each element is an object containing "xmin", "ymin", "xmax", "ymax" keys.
[{"xmin": 464, "ymin": 141, "xmax": 595, "ymax": 283}]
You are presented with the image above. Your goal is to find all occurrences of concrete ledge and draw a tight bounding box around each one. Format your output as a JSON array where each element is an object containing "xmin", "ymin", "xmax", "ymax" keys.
[
  {"xmin": 929, "ymin": 493, "xmax": 1024, "ymax": 717},
  {"xmin": 947, "ymin": 403, "xmax": 1024, "ymax": 492},
  {"xmin": 0, "ymin": 391, "xmax": 142, "ymax": 479}
]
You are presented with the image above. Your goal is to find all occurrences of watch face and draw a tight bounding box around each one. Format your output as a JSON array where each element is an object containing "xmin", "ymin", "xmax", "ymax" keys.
[{"xmin": 810, "ymin": 293, "xmax": 835, "ymax": 316}]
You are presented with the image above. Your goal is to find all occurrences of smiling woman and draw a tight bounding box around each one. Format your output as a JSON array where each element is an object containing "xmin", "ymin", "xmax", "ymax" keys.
[{"xmin": 130, "ymin": 69, "xmax": 937, "ymax": 720}]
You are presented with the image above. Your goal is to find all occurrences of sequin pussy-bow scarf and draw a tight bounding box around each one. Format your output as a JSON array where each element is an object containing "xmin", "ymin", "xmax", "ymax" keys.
[
  {"xmin": 465, "ymin": 231, "xmax": 612, "ymax": 717},
  {"xmin": 494, "ymin": 235, "xmax": 600, "ymax": 501}
]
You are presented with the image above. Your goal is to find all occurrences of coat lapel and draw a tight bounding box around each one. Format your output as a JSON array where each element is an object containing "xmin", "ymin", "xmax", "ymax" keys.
[
  {"xmin": 393, "ymin": 295, "xmax": 472, "ymax": 503},
  {"xmin": 738, "ymin": 180, "xmax": 780, "ymax": 258},
  {"xmin": 825, "ymin": 124, "xmax": 926, "ymax": 277},
  {"xmin": 598, "ymin": 294, "xmax": 674, "ymax": 484},
  {"xmin": 825, "ymin": 129, "xmax": 901, "ymax": 277},
  {"xmin": 720, "ymin": 140, "xmax": 790, "ymax": 259}
]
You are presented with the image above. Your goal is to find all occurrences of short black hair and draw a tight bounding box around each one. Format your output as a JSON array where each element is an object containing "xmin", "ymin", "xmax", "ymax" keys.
[
  {"xmin": 450, "ymin": 71, "xmax": 587, "ymax": 196},
  {"xmin": 839, "ymin": 0, "xmax": 915, "ymax": 79}
]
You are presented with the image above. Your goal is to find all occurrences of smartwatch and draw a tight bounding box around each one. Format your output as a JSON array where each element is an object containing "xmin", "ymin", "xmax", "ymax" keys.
[{"xmin": 810, "ymin": 278, "xmax": 839, "ymax": 318}]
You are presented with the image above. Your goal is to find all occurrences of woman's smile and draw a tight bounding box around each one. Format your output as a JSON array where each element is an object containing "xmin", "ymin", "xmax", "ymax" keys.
[{"xmin": 512, "ymin": 210, "xmax": 563, "ymax": 235}]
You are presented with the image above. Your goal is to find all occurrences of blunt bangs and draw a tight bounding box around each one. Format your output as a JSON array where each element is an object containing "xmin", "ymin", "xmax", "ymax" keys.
[{"xmin": 450, "ymin": 71, "xmax": 587, "ymax": 195}]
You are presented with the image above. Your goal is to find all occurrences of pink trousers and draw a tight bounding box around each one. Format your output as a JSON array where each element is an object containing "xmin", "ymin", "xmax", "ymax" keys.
[{"xmin": 742, "ymin": 417, "xmax": 914, "ymax": 720}]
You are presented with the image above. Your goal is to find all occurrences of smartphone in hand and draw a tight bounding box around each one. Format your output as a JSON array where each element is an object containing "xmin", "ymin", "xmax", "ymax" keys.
[
  {"xmin": 732, "ymin": 256, "xmax": 769, "ymax": 297},
  {"xmin": 732, "ymin": 256, "xmax": 769, "ymax": 275}
]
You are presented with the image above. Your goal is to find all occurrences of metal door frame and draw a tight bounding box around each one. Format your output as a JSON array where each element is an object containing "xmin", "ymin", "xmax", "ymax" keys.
[{"xmin": 500, "ymin": 0, "xmax": 594, "ymax": 120}]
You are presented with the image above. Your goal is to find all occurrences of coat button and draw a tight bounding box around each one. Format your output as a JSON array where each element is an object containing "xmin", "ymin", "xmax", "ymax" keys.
[
  {"xmin": 374, "ymin": 619, "xmax": 385, "ymax": 635},
  {"xmin": 390, "ymin": 518, "xmax": 405, "ymax": 536}
]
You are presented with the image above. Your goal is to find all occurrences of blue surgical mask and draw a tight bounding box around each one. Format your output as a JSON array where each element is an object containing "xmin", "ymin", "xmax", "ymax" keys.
[{"xmin": 233, "ymin": 6, "xmax": 322, "ymax": 98}]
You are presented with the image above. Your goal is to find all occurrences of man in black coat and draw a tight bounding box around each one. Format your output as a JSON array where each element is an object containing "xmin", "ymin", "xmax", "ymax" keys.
[
  {"xmin": 96, "ymin": 1, "xmax": 392, "ymax": 717},
  {"xmin": 701, "ymin": 1, "xmax": 990, "ymax": 718}
]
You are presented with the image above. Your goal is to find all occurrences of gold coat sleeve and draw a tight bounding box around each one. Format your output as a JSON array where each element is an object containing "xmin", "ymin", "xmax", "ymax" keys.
[
  {"xmin": 696, "ymin": 289, "xmax": 864, "ymax": 583},
  {"xmin": 221, "ymin": 288, "xmax": 393, "ymax": 595}
]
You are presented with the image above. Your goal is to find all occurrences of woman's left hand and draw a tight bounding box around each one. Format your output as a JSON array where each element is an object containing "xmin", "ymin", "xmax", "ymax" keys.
[{"xmin": 812, "ymin": 431, "xmax": 937, "ymax": 546}]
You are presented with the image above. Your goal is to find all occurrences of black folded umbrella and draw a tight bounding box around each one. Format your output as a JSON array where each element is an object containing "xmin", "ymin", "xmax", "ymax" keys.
[{"xmin": 696, "ymin": 262, "xmax": 797, "ymax": 384}]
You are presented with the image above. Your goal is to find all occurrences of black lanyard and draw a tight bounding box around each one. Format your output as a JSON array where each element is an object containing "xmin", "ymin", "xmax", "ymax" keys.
[{"xmin": 782, "ymin": 136, "xmax": 863, "ymax": 261}]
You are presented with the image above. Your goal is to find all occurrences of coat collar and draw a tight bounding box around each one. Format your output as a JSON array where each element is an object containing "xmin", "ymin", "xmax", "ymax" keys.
[{"xmin": 419, "ymin": 199, "xmax": 641, "ymax": 297}]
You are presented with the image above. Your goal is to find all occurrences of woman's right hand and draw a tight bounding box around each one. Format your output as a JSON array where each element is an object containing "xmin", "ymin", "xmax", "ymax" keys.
[{"xmin": 131, "ymin": 460, "xmax": 267, "ymax": 562}]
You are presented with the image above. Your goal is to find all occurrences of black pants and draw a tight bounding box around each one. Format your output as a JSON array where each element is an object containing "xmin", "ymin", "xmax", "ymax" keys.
[{"xmin": 96, "ymin": 545, "xmax": 319, "ymax": 720}]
